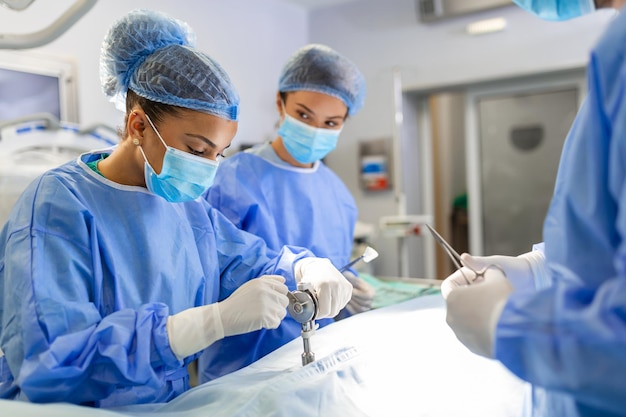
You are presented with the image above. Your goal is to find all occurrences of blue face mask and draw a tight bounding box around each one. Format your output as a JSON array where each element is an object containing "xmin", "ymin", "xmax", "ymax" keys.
[
  {"xmin": 278, "ymin": 113, "xmax": 342, "ymax": 164},
  {"xmin": 513, "ymin": 0, "xmax": 595, "ymax": 21},
  {"xmin": 140, "ymin": 114, "xmax": 220, "ymax": 203}
]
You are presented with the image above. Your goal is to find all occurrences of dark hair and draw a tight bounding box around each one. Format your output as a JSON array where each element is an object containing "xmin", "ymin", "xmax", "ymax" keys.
[{"xmin": 120, "ymin": 89, "xmax": 184, "ymax": 138}]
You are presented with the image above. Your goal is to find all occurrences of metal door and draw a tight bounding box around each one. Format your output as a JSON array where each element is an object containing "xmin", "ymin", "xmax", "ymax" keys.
[{"xmin": 477, "ymin": 88, "xmax": 578, "ymax": 255}]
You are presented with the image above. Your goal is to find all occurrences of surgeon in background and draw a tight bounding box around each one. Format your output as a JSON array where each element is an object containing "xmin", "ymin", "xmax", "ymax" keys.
[
  {"xmin": 441, "ymin": 1, "xmax": 626, "ymax": 416},
  {"xmin": 199, "ymin": 44, "xmax": 375, "ymax": 383},
  {"xmin": 0, "ymin": 9, "xmax": 352, "ymax": 407}
]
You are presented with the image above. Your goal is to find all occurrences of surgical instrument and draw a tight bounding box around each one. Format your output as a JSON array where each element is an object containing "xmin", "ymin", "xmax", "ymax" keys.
[
  {"xmin": 287, "ymin": 246, "xmax": 380, "ymax": 366},
  {"xmin": 287, "ymin": 282, "xmax": 318, "ymax": 366},
  {"xmin": 339, "ymin": 246, "xmax": 379, "ymax": 272},
  {"xmin": 424, "ymin": 224, "xmax": 505, "ymax": 284}
]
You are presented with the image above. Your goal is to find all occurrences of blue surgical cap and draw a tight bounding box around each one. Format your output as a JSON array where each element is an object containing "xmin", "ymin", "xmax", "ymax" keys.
[
  {"xmin": 278, "ymin": 44, "xmax": 366, "ymax": 116},
  {"xmin": 100, "ymin": 9, "xmax": 239, "ymax": 121}
]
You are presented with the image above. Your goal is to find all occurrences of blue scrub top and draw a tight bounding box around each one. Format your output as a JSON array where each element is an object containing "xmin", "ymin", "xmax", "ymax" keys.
[
  {"xmin": 198, "ymin": 144, "xmax": 358, "ymax": 383},
  {"xmin": 495, "ymin": 9, "xmax": 626, "ymax": 417},
  {"xmin": 206, "ymin": 144, "xmax": 357, "ymax": 267},
  {"xmin": 0, "ymin": 151, "xmax": 312, "ymax": 407}
]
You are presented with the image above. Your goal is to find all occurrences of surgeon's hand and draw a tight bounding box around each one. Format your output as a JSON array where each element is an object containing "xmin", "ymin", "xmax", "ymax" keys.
[
  {"xmin": 446, "ymin": 268, "xmax": 512, "ymax": 358},
  {"xmin": 295, "ymin": 257, "xmax": 353, "ymax": 319},
  {"xmin": 441, "ymin": 250, "xmax": 545, "ymax": 299},
  {"xmin": 167, "ymin": 275, "xmax": 288, "ymax": 359},
  {"xmin": 219, "ymin": 275, "xmax": 289, "ymax": 336},
  {"xmin": 343, "ymin": 271, "xmax": 375, "ymax": 314}
]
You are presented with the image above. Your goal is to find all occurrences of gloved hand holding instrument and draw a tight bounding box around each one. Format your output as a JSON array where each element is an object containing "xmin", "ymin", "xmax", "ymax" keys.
[
  {"xmin": 287, "ymin": 247, "xmax": 379, "ymax": 365},
  {"xmin": 425, "ymin": 224, "xmax": 506, "ymax": 292},
  {"xmin": 294, "ymin": 257, "xmax": 353, "ymax": 319},
  {"xmin": 425, "ymin": 223, "xmax": 547, "ymax": 299},
  {"xmin": 425, "ymin": 224, "xmax": 513, "ymax": 358},
  {"xmin": 167, "ymin": 275, "xmax": 289, "ymax": 359}
]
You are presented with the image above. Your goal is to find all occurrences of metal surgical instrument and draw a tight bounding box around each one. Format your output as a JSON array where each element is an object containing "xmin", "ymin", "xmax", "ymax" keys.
[
  {"xmin": 287, "ymin": 282, "xmax": 318, "ymax": 366},
  {"xmin": 425, "ymin": 223, "xmax": 505, "ymax": 284},
  {"xmin": 339, "ymin": 246, "xmax": 379, "ymax": 272},
  {"xmin": 287, "ymin": 246, "xmax": 380, "ymax": 366}
]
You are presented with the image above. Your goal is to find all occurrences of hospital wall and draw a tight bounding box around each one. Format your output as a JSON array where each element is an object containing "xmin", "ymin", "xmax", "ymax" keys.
[
  {"xmin": 0, "ymin": 0, "xmax": 308, "ymax": 151},
  {"xmin": 0, "ymin": 0, "xmax": 617, "ymax": 278},
  {"xmin": 306, "ymin": 0, "xmax": 615, "ymax": 278}
]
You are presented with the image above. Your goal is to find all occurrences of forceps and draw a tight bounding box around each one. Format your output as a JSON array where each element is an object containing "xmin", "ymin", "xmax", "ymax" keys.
[{"xmin": 424, "ymin": 224, "xmax": 505, "ymax": 284}]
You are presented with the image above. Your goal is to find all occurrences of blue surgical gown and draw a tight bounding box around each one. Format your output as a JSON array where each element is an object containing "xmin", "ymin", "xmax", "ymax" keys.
[
  {"xmin": 495, "ymin": 10, "xmax": 626, "ymax": 417},
  {"xmin": 0, "ymin": 151, "xmax": 312, "ymax": 407},
  {"xmin": 198, "ymin": 143, "xmax": 357, "ymax": 383},
  {"xmin": 206, "ymin": 143, "xmax": 357, "ymax": 267}
]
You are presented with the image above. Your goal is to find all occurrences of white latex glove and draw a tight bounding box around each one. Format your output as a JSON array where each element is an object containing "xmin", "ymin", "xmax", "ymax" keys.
[
  {"xmin": 441, "ymin": 250, "xmax": 546, "ymax": 299},
  {"xmin": 445, "ymin": 268, "xmax": 513, "ymax": 358},
  {"xmin": 343, "ymin": 271, "xmax": 375, "ymax": 314},
  {"xmin": 294, "ymin": 257, "xmax": 353, "ymax": 319},
  {"xmin": 167, "ymin": 275, "xmax": 288, "ymax": 359}
]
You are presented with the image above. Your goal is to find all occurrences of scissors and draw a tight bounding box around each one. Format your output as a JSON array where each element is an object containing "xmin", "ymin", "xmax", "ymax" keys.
[{"xmin": 424, "ymin": 223, "xmax": 505, "ymax": 284}]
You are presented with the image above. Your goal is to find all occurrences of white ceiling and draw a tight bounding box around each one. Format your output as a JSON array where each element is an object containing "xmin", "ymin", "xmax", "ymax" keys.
[{"xmin": 277, "ymin": 0, "xmax": 363, "ymax": 10}]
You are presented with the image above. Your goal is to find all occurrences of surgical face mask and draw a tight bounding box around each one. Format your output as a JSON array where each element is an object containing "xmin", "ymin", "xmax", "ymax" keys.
[
  {"xmin": 139, "ymin": 114, "xmax": 219, "ymax": 203},
  {"xmin": 513, "ymin": 0, "xmax": 595, "ymax": 21},
  {"xmin": 278, "ymin": 113, "xmax": 342, "ymax": 164}
]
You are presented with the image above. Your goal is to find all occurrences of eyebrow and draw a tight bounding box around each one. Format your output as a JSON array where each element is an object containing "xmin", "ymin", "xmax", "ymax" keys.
[
  {"xmin": 295, "ymin": 103, "xmax": 344, "ymax": 120},
  {"xmin": 186, "ymin": 133, "xmax": 217, "ymax": 148}
]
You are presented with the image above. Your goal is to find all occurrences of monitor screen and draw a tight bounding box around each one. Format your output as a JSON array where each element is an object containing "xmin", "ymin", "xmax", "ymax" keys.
[
  {"xmin": 0, "ymin": 67, "xmax": 61, "ymax": 121},
  {"xmin": 0, "ymin": 51, "xmax": 77, "ymax": 123}
]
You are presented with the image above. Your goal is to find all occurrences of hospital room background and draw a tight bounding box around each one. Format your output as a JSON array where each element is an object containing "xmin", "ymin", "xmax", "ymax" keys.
[{"xmin": 0, "ymin": 0, "xmax": 614, "ymax": 281}]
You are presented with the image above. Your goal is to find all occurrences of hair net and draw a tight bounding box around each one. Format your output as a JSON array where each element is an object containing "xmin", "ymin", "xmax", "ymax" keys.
[
  {"xmin": 278, "ymin": 44, "xmax": 366, "ymax": 116},
  {"xmin": 100, "ymin": 9, "xmax": 239, "ymax": 120}
]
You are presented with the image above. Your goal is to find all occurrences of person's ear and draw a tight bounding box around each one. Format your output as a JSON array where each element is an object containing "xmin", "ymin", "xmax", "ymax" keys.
[
  {"xmin": 128, "ymin": 110, "xmax": 147, "ymax": 140},
  {"xmin": 275, "ymin": 92, "xmax": 284, "ymax": 115}
]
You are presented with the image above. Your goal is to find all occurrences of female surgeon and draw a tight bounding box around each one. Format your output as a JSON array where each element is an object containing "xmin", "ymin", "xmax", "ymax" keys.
[
  {"xmin": 441, "ymin": 1, "xmax": 626, "ymax": 416},
  {"xmin": 198, "ymin": 44, "xmax": 375, "ymax": 383},
  {"xmin": 0, "ymin": 9, "xmax": 351, "ymax": 407}
]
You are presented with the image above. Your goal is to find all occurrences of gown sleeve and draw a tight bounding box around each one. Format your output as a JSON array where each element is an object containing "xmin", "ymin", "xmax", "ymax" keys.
[
  {"xmin": 0, "ymin": 177, "xmax": 180, "ymax": 404},
  {"xmin": 495, "ymin": 20, "xmax": 626, "ymax": 413},
  {"xmin": 207, "ymin": 203, "xmax": 314, "ymax": 298}
]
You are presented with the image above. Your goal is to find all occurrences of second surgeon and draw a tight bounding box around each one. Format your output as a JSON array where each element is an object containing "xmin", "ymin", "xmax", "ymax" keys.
[{"xmin": 199, "ymin": 44, "xmax": 375, "ymax": 383}]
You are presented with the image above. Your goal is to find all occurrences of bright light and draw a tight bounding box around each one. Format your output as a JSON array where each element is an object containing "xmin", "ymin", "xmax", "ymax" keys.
[{"xmin": 466, "ymin": 17, "xmax": 507, "ymax": 35}]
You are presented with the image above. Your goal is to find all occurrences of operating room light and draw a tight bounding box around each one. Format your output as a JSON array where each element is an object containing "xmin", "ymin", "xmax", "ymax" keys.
[{"xmin": 466, "ymin": 17, "xmax": 507, "ymax": 35}]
